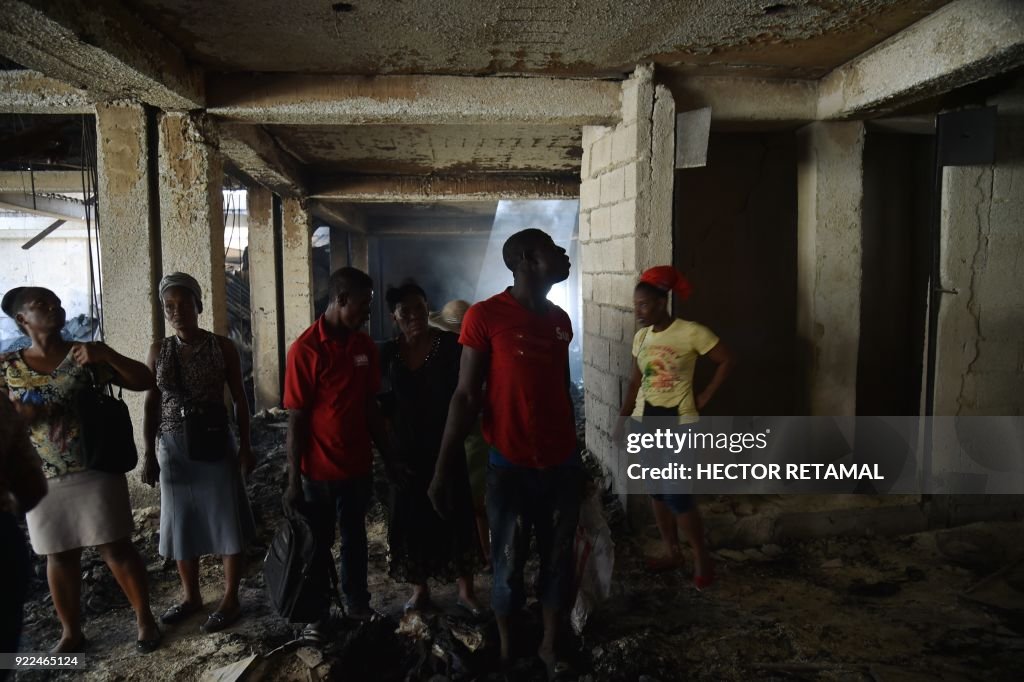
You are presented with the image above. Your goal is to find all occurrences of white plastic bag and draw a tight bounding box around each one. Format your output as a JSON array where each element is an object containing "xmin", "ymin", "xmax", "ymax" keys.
[{"xmin": 571, "ymin": 485, "xmax": 615, "ymax": 635}]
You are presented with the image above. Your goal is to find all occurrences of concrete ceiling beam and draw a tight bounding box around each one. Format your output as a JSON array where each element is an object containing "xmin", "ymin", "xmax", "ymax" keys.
[
  {"xmin": 0, "ymin": 191, "xmax": 92, "ymax": 222},
  {"xmin": 0, "ymin": 70, "xmax": 93, "ymax": 114},
  {"xmin": 215, "ymin": 124, "xmax": 307, "ymax": 199},
  {"xmin": 309, "ymin": 174, "xmax": 579, "ymax": 202},
  {"xmin": 0, "ymin": 0, "xmax": 204, "ymax": 110},
  {"xmin": 664, "ymin": 75, "xmax": 818, "ymax": 125},
  {"xmin": 307, "ymin": 200, "xmax": 367, "ymax": 233},
  {"xmin": 0, "ymin": 170, "xmax": 89, "ymax": 193},
  {"xmin": 818, "ymin": 0, "xmax": 1024, "ymax": 119},
  {"xmin": 206, "ymin": 74, "xmax": 621, "ymax": 126}
]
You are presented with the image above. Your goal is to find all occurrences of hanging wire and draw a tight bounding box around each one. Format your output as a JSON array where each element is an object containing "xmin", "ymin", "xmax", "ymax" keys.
[
  {"xmin": 79, "ymin": 115, "xmax": 103, "ymax": 341},
  {"xmin": 224, "ymin": 188, "xmax": 235, "ymax": 260}
]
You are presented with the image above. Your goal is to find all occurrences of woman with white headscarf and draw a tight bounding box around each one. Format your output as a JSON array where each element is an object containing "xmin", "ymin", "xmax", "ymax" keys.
[{"xmin": 142, "ymin": 272, "xmax": 256, "ymax": 634}]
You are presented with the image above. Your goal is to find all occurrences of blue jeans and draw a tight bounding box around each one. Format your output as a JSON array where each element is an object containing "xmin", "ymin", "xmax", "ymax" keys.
[
  {"xmin": 301, "ymin": 475, "xmax": 373, "ymax": 612},
  {"xmin": 486, "ymin": 463, "xmax": 584, "ymax": 616}
]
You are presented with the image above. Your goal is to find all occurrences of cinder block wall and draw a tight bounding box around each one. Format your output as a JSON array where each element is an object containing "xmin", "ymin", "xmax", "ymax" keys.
[{"xmin": 580, "ymin": 65, "xmax": 675, "ymax": 505}]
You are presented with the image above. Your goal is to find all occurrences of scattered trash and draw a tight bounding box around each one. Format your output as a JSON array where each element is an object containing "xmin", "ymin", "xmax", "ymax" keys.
[
  {"xmin": 572, "ymin": 482, "xmax": 616, "ymax": 635},
  {"xmin": 201, "ymin": 654, "xmax": 257, "ymax": 682}
]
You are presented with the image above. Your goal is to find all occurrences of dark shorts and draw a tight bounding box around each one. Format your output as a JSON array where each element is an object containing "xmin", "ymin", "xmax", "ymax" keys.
[
  {"xmin": 649, "ymin": 493, "xmax": 695, "ymax": 514},
  {"xmin": 486, "ymin": 462, "xmax": 584, "ymax": 616}
]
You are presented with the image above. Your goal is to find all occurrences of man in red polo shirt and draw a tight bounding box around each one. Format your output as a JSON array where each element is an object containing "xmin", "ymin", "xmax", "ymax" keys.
[
  {"xmin": 283, "ymin": 267, "xmax": 388, "ymax": 630},
  {"xmin": 429, "ymin": 228, "xmax": 583, "ymax": 678}
]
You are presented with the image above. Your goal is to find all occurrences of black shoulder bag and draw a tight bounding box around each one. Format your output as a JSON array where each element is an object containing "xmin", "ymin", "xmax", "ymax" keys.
[
  {"xmin": 171, "ymin": 338, "xmax": 230, "ymax": 462},
  {"xmin": 77, "ymin": 368, "xmax": 139, "ymax": 474}
]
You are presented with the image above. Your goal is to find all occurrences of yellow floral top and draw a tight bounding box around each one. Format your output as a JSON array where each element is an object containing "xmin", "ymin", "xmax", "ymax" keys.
[{"xmin": 0, "ymin": 350, "xmax": 113, "ymax": 479}]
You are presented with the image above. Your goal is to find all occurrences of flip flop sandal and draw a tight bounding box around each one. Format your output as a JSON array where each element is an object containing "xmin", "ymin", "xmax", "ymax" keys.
[
  {"xmin": 160, "ymin": 602, "xmax": 201, "ymax": 625},
  {"xmin": 200, "ymin": 609, "xmax": 242, "ymax": 634},
  {"xmin": 301, "ymin": 622, "xmax": 326, "ymax": 644},
  {"xmin": 136, "ymin": 629, "xmax": 162, "ymax": 654}
]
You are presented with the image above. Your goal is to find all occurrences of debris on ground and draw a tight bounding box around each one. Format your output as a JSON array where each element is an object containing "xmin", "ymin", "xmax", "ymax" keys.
[{"xmin": 13, "ymin": 411, "xmax": 1024, "ymax": 680}]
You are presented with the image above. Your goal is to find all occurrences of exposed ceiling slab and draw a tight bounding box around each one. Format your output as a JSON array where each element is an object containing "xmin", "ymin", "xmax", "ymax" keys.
[
  {"xmin": 132, "ymin": 0, "xmax": 950, "ymax": 80},
  {"xmin": 272, "ymin": 124, "xmax": 582, "ymax": 175},
  {"xmin": 0, "ymin": 0, "xmax": 204, "ymax": 109}
]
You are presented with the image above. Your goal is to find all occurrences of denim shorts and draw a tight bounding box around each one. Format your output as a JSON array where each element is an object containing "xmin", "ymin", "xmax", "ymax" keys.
[{"xmin": 485, "ymin": 462, "xmax": 584, "ymax": 615}]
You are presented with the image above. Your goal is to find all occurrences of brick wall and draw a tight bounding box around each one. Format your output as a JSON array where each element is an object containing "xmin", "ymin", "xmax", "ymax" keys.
[{"xmin": 579, "ymin": 65, "xmax": 675, "ymax": 501}]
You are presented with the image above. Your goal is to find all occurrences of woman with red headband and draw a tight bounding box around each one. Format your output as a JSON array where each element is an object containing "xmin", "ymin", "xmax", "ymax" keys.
[{"xmin": 614, "ymin": 266, "xmax": 734, "ymax": 588}]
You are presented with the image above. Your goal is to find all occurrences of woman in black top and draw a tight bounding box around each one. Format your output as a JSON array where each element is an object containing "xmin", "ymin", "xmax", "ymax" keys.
[{"xmin": 379, "ymin": 281, "xmax": 481, "ymax": 615}]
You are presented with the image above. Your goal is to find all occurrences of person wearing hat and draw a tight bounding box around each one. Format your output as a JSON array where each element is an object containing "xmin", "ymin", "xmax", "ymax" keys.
[
  {"xmin": 380, "ymin": 284, "xmax": 482, "ymax": 615},
  {"xmin": 0, "ymin": 286, "xmax": 161, "ymax": 653},
  {"xmin": 612, "ymin": 265, "xmax": 734, "ymax": 588},
  {"xmin": 428, "ymin": 299, "xmax": 491, "ymax": 572},
  {"xmin": 142, "ymin": 272, "xmax": 256, "ymax": 634},
  {"xmin": 428, "ymin": 228, "xmax": 582, "ymax": 678}
]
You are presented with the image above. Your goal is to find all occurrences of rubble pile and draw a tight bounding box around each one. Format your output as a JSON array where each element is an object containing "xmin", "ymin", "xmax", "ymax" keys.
[{"xmin": 12, "ymin": 410, "xmax": 1024, "ymax": 680}]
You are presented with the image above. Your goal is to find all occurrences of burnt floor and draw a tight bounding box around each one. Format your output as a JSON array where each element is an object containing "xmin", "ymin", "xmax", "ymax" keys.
[{"xmin": 13, "ymin": 414, "xmax": 1024, "ymax": 681}]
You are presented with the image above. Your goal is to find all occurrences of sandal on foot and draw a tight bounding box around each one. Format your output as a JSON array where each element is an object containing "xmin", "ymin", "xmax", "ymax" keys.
[
  {"xmin": 200, "ymin": 609, "xmax": 242, "ymax": 634},
  {"xmin": 403, "ymin": 597, "xmax": 431, "ymax": 614},
  {"xmin": 300, "ymin": 621, "xmax": 326, "ymax": 644},
  {"xmin": 136, "ymin": 629, "xmax": 162, "ymax": 654},
  {"xmin": 160, "ymin": 602, "xmax": 201, "ymax": 625}
]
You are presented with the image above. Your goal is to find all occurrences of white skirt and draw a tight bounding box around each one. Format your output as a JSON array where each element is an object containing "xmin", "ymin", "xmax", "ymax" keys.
[{"xmin": 25, "ymin": 469, "xmax": 134, "ymax": 555}]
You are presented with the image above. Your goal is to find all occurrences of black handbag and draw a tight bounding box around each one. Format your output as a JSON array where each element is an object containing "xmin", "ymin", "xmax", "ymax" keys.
[
  {"xmin": 77, "ymin": 371, "xmax": 139, "ymax": 474},
  {"xmin": 171, "ymin": 339, "xmax": 229, "ymax": 462}
]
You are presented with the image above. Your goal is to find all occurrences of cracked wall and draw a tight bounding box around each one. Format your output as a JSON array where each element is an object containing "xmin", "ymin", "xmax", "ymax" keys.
[{"xmin": 935, "ymin": 84, "xmax": 1024, "ymax": 417}]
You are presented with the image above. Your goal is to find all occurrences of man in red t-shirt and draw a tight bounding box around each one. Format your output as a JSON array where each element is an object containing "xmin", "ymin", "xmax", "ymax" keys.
[
  {"xmin": 429, "ymin": 228, "xmax": 583, "ymax": 676},
  {"xmin": 283, "ymin": 267, "xmax": 391, "ymax": 630}
]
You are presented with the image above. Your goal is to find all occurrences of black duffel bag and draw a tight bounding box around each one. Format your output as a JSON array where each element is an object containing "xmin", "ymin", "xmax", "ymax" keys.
[
  {"xmin": 264, "ymin": 512, "xmax": 339, "ymax": 623},
  {"xmin": 77, "ymin": 374, "xmax": 139, "ymax": 474}
]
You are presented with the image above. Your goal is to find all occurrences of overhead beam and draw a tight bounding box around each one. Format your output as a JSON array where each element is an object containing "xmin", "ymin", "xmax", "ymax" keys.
[
  {"xmin": 0, "ymin": 171, "xmax": 89, "ymax": 194},
  {"xmin": 215, "ymin": 124, "xmax": 306, "ymax": 198},
  {"xmin": 818, "ymin": 0, "xmax": 1024, "ymax": 119},
  {"xmin": 307, "ymin": 200, "xmax": 367, "ymax": 234},
  {"xmin": 207, "ymin": 74, "xmax": 621, "ymax": 126},
  {"xmin": 309, "ymin": 174, "xmax": 580, "ymax": 202},
  {"xmin": 663, "ymin": 75, "xmax": 817, "ymax": 126},
  {"xmin": 0, "ymin": 192, "xmax": 92, "ymax": 222},
  {"xmin": 0, "ymin": 0, "xmax": 204, "ymax": 110},
  {"xmin": 0, "ymin": 70, "xmax": 93, "ymax": 113}
]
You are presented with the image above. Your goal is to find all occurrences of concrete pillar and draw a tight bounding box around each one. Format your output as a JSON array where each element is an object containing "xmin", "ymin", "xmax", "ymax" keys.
[
  {"xmin": 157, "ymin": 111, "xmax": 227, "ymax": 335},
  {"xmin": 247, "ymin": 186, "xmax": 281, "ymax": 410},
  {"xmin": 281, "ymin": 197, "xmax": 313, "ymax": 348},
  {"xmin": 935, "ymin": 87, "xmax": 1024, "ymax": 417},
  {"xmin": 350, "ymin": 231, "xmax": 369, "ymax": 273},
  {"xmin": 579, "ymin": 65, "xmax": 675, "ymax": 507},
  {"xmin": 95, "ymin": 101, "xmax": 160, "ymax": 505},
  {"xmin": 329, "ymin": 225, "xmax": 350, "ymax": 272},
  {"xmin": 795, "ymin": 121, "xmax": 865, "ymax": 416}
]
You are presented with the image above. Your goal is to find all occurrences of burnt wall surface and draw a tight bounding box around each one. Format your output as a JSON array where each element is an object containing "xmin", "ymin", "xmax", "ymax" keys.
[
  {"xmin": 368, "ymin": 233, "xmax": 491, "ymax": 342},
  {"xmin": 673, "ymin": 132, "xmax": 798, "ymax": 416},
  {"xmin": 858, "ymin": 132, "xmax": 932, "ymax": 417}
]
